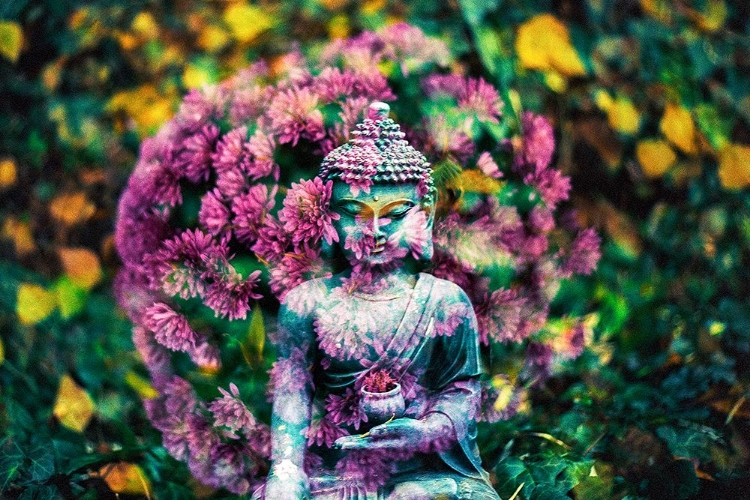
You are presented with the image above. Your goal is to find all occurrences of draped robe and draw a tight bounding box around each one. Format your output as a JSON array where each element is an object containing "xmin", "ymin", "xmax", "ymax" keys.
[{"xmin": 301, "ymin": 273, "xmax": 499, "ymax": 500}]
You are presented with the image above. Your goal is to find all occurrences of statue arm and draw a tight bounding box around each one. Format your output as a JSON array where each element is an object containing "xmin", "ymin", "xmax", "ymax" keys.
[{"xmin": 265, "ymin": 288, "xmax": 317, "ymax": 498}]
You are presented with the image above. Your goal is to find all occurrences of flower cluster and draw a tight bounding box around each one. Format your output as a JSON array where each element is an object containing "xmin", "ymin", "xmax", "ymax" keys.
[{"xmin": 115, "ymin": 23, "xmax": 599, "ymax": 492}]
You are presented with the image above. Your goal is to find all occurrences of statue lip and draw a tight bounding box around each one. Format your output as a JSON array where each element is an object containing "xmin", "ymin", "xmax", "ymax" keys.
[{"xmin": 371, "ymin": 245, "xmax": 385, "ymax": 254}]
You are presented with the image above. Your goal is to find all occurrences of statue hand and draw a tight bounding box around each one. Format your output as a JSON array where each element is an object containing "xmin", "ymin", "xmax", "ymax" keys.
[
  {"xmin": 263, "ymin": 460, "xmax": 310, "ymax": 500},
  {"xmin": 335, "ymin": 413, "xmax": 453, "ymax": 451}
]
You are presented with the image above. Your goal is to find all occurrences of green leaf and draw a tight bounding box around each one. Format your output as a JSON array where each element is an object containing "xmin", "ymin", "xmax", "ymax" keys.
[
  {"xmin": 241, "ymin": 303, "xmax": 265, "ymax": 368},
  {"xmin": 53, "ymin": 276, "xmax": 87, "ymax": 319},
  {"xmin": 458, "ymin": 0, "xmax": 501, "ymax": 27}
]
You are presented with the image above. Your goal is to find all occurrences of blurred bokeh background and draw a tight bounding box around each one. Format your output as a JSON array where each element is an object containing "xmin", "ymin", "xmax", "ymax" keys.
[{"xmin": 1, "ymin": 1, "xmax": 749, "ymax": 498}]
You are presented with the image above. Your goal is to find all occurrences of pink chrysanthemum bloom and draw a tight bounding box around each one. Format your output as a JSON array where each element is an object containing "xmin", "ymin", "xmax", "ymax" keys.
[
  {"xmin": 269, "ymin": 247, "xmax": 330, "ymax": 301},
  {"xmin": 144, "ymin": 302, "xmax": 201, "ymax": 352},
  {"xmin": 210, "ymin": 383, "xmax": 257, "ymax": 435},
  {"xmin": 268, "ymin": 86, "xmax": 325, "ymax": 146},
  {"xmin": 561, "ymin": 227, "xmax": 602, "ymax": 276},
  {"xmin": 232, "ymin": 184, "xmax": 276, "ymax": 246},
  {"xmin": 476, "ymin": 151, "xmax": 502, "ymax": 179},
  {"xmin": 475, "ymin": 289, "xmax": 525, "ymax": 345},
  {"xmin": 307, "ymin": 415, "xmax": 348, "ymax": 448},
  {"xmin": 199, "ymin": 188, "xmax": 230, "ymax": 235},
  {"xmin": 278, "ymin": 177, "xmax": 339, "ymax": 248},
  {"xmin": 172, "ymin": 123, "xmax": 220, "ymax": 183},
  {"xmin": 514, "ymin": 111, "xmax": 556, "ymax": 175},
  {"xmin": 325, "ymin": 387, "xmax": 368, "ymax": 430}
]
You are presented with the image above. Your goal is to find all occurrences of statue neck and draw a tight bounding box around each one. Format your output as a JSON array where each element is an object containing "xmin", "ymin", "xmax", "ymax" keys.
[{"xmin": 343, "ymin": 263, "xmax": 417, "ymax": 297}]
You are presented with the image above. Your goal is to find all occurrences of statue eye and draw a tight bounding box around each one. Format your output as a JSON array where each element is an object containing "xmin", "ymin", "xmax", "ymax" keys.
[{"xmin": 383, "ymin": 203, "xmax": 414, "ymax": 220}]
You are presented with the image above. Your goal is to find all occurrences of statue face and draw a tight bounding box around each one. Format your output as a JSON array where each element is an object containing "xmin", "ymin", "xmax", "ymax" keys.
[{"xmin": 330, "ymin": 181, "xmax": 431, "ymax": 266}]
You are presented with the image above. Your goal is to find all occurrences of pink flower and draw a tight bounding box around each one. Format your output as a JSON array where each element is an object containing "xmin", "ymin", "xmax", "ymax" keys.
[
  {"xmin": 246, "ymin": 130, "xmax": 278, "ymax": 181},
  {"xmin": 213, "ymin": 126, "xmax": 252, "ymax": 177},
  {"xmin": 199, "ymin": 188, "xmax": 230, "ymax": 235},
  {"xmin": 210, "ymin": 383, "xmax": 257, "ymax": 435},
  {"xmin": 561, "ymin": 228, "xmax": 601, "ymax": 276},
  {"xmin": 514, "ymin": 111, "xmax": 555, "ymax": 175},
  {"xmin": 278, "ymin": 177, "xmax": 339, "ymax": 248},
  {"xmin": 202, "ymin": 269, "xmax": 262, "ymax": 320},
  {"xmin": 475, "ymin": 289, "xmax": 525, "ymax": 344},
  {"xmin": 307, "ymin": 415, "xmax": 348, "ymax": 448},
  {"xmin": 458, "ymin": 77, "xmax": 503, "ymax": 123},
  {"xmin": 530, "ymin": 168, "xmax": 571, "ymax": 209},
  {"xmin": 477, "ymin": 151, "xmax": 502, "ymax": 179},
  {"xmin": 144, "ymin": 302, "xmax": 201, "ymax": 352},
  {"xmin": 268, "ymin": 87, "xmax": 325, "ymax": 146},
  {"xmin": 269, "ymin": 247, "xmax": 330, "ymax": 301},
  {"xmin": 325, "ymin": 387, "xmax": 368, "ymax": 430},
  {"xmin": 171, "ymin": 123, "xmax": 219, "ymax": 183},
  {"xmin": 232, "ymin": 184, "xmax": 276, "ymax": 245}
]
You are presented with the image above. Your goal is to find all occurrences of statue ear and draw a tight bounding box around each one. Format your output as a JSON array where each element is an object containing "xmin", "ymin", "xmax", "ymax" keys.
[{"xmin": 418, "ymin": 198, "xmax": 435, "ymax": 263}]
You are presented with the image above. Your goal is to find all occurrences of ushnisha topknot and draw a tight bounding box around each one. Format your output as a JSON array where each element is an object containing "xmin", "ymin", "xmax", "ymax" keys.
[{"xmin": 319, "ymin": 102, "xmax": 435, "ymax": 202}]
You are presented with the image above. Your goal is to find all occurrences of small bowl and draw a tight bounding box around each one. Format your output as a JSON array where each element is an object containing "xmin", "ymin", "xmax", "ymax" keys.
[{"xmin": 359, "ymin": 383, "xmax": 405, "ymax": 425}]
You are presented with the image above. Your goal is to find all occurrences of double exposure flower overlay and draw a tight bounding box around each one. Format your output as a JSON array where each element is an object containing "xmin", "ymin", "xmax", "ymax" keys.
[{"xmin": 114, "ymin": 23, "xmax": 600, "ymax": 493}]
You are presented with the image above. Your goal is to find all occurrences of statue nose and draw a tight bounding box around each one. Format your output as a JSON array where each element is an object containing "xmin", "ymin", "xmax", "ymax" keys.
[{"xmin": 372, "ymin": 217, "xmax": 387, "ymax": 243}]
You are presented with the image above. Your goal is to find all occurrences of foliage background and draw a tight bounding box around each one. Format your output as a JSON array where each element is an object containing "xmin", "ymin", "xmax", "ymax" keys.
[{"xmin": 1, "ymin": 0, "xmax": 749, "ymax": 498}]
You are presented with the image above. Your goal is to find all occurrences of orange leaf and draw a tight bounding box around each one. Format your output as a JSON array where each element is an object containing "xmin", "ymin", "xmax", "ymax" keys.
[
  {"xmin": 718, "ymin": 143, "xmax": 750, "ymax": 190},
  {"xmin": 636, "ymin": 139, "xmax": 677, "ymax": 178},
  {"xmin": 660, "ymin": 103, "xmax": 698, "ymax": 155},
  {"xmin": 53, "ymin": 374, "xmax": 95, "ymax": 432},
  {"xmin": 49, "ymin": 192, "xmax": 95, "ymax": 225},
  {"xmin": 2, "ymin": 217, "xmax": 35, "ymax": 256},
  {"xmin": 97, "ymin": 462, "xmax": 151, "ymax": 496},
  {"xmin": 0, "ymin": 157, "xmax": 17, "ymax": 188},
  {"xmin": 58, "ymin": 247, "xmax": 102, "ymax": 290}
]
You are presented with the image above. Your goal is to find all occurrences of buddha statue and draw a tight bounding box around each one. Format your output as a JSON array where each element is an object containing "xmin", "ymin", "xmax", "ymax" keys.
[{"xmin": 258, "ymin": 102, "xmax": 501, "ymax": 500}]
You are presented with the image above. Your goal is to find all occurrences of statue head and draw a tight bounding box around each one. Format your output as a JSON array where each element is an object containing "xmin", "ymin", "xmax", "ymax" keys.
[{"xmin": 318, "ymin": 102, "xmax": 435, "ymax": 267}]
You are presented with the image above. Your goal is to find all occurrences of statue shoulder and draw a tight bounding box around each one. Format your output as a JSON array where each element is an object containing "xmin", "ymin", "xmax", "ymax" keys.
[
  {"xmin": 424, "ymin": 273, "xmax": 473, "ymax": 306},
  {"xmin": 280, "ymin": 277, "xmax": 331, "ymax": 318}
]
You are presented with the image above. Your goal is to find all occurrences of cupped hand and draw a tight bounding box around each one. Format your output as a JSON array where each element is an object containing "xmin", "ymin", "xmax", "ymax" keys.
[{"xmin": 334, "ymin": 413, "xmax": 453, "ymax": 451}]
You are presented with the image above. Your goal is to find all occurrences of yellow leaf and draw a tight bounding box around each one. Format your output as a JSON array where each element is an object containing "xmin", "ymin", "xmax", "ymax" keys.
[
  {"xmin": 131, "ymin": 12, "xmax": 159, "ymax": 40},
  {"xmin": 58, "ymin": 247, "xmax": 102, "ymax": 290},
  {"xmin": 718, "ymin": 143, "xmax": 750, "ymax": 190},
  {"xmin": 327, "ymin": 13, "xmax": 350, "ymax": 40},
  {"xmin": 53, "ymin": 374, "xmax": 95, "ymax": 432},
  {"xmin": 660, "ymin": 103, "xmax": 698, "ymax": 155},
  {"xmin": 2, "ymin": 217, "xmax": 36, "ymax": 256},
  {"xmin": 491, "ymin": 375, "xmax": 514, "ymax": 412},
  {"xmin": 49, "ymin": 192, "xmax": 96, "ymax": 225},
  {"xmin": 594, "ymin": 90, "xmax": 614, "ymax": 112},
  {"xmin": 636, "ymin": 139, "xmax": 677, "ymax": 178},
  {"xmin": 607, "ymin": 96, "xmax": 640, "ymax": 135},
  {"xmin": 97, "ymin": 462, "xmax": 151, "ymax": 496},
  {"xmin": 0, "ymin": 337, "xmax": 4, "ymax": 366},
  {"xmin": 542, "ymin": 71, "xmax": 567, "ymax": 93},
  {"xmin": 16, "ymin": 283, "xmax": 56, "ymax": 325},
  {"xmin": 108, "ymin": 85, "xmax": 175, "ymax": 137},
  {"xmin": 693, "ymin": 0, "xmax": 728, "ymax": 32},
  {"xmin": 451, "ymin": 169, "xmax": 503, "ymax": 195},
  {"xmin": 516, "ymin": 14, "xmax": 586, "ymax": 77},
  {"xmin": 198, "ymin": 25, "xmax": 231, "ymax": 53},
  {"xmin": 182, "ymin": 63, "xmax": 214, "ymax": 90},
  {"xmin": 124, "ymin": 370, "xmax": 158, "ymax": 399},
  {"xmin": 0, "ymin": 157, "xmax": 17, "ymax": 188},
  {"xmin": 223, "ymin": 3, "xmax": 274, "ymax": 44},
  {"xmin": 640, "ymin": 0, "xmax": 672, "ymax": 24},
  {"xmin": 0, "ymin": 21, "xmax": 23, "ymax": 63}
]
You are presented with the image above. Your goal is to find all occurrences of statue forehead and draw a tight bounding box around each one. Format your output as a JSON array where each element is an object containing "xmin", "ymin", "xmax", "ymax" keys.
[{"xmin": 331, "ymin": 182, "xmax": 419, "ymax": 205}]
